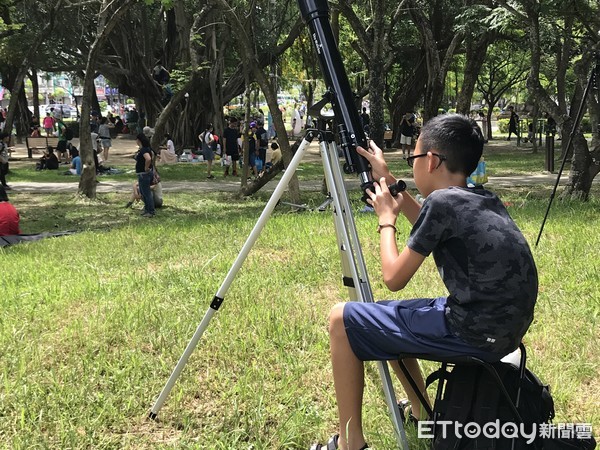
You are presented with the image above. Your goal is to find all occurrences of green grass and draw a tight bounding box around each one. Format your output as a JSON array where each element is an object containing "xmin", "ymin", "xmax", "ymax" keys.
[{"xmin": 1, "ymin": 184, "xmax": 598, "ymax": 449}]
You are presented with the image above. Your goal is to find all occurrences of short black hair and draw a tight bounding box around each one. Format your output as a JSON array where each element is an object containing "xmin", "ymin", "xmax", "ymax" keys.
[
  {"xmin": 418, "ymin": 114, "xmax": 483, "ymax": 176},
  {"xmin": 136, "ymin": 133, "xmax": 151, "ymax": 148}
]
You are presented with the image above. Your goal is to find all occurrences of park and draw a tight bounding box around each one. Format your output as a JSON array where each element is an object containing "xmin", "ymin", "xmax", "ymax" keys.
[{"xmin": 1, "ymin": 1, "xmax": 599, "ymax": 449}]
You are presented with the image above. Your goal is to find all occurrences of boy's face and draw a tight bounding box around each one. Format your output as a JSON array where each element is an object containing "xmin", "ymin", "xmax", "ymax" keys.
[{"xmin": 411, "ymin": 139, "xmax": 439, "ymax": 197}]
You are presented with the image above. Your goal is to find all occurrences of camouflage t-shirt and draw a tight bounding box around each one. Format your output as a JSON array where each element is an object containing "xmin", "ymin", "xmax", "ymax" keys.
[{"xmin": 407, "ymin": 186, "xmax": 537, "ymax": 354}]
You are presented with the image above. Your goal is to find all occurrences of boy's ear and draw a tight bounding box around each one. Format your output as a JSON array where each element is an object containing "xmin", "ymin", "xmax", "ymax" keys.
[{"xmin": 426, "ymin": 151, "xmax": 438, "ymax": 173}]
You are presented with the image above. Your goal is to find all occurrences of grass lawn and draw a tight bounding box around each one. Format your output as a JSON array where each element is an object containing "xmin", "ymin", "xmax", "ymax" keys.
[{"xmin": 1, "ymin": 180, "xmax": 598, "ymax": 449}]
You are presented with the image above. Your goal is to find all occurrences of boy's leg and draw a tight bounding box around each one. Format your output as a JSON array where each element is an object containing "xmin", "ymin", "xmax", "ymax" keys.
[
  {"xmin": 328, "ymin": 303, "xmax": 368, "ymax": 450},
  {"xmin": 388, "ymin": 359, "xmax": 431, "ymax": 419}
]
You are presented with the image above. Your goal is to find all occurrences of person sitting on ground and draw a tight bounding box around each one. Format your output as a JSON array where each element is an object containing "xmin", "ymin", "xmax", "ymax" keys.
[
  {"xmin": 69, "ymin": 148, "xmax": 82, "ymax": 176},
  {"xmin": 0, "ymin": 184, "xmax": 20, "ymax": 236},
  {"xmin": 30, "ymin": 125, "xmax": 41, "ymax": 137},
  {"xmin": 114, "ymin": 116, "xmax": 124, "ymax": 134},
  {"xmin": 269, "ymin": 142, "xmax": 281, "ymax": 168},
  {"xmin": 125, "ymin": 173, "xmax": 163, "ymax": 209},
  {"xmin": 310, "ymin": 114, "xmax": 538, "ymax": 450},
  {"xmin": 37, "ymin": 146, "xmax": 59, "ymax": 171},
  {"xmin": 160, "ymin": 132, "xmax": 178, "ymax": 165}
]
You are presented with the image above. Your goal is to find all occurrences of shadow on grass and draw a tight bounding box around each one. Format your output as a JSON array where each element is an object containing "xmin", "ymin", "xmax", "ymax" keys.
[{"xmin": 10, "ymin": 191, "xmax": 275, "ymax": 237}]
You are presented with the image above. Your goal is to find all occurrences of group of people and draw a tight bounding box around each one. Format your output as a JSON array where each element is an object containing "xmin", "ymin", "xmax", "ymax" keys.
[
  {"xmin": 36, "ymin": 145, "xmax": 81, "ymax": 175},
  {"xmin": 198, "ymin": 117, "xmax": 279, "ymax": 180}
]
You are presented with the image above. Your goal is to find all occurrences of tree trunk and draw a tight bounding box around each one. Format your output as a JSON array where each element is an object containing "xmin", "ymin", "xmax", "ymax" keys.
[
  {"xmin": 368, "ymin": 56, "xmax": 386, "ymax": 148},
  {"xmin": 4, "ymin": 68, "xmax": 27, "ymax": 140},
  {"xmin": 79, "ymin": 0, "xmax": 135, "ymax": 198},
  {"xmin": 30, "ymin": 70, "xmax": 40, "ymax": 125},
  {"xmin": 409, "ymin": 2, "xmax": 464, "ymax": 121},
  {"xmin": 456, "ymin": 33, "xmax": 491, "ymax": 114}
]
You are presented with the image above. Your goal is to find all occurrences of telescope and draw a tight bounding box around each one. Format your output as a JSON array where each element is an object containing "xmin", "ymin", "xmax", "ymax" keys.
[{"xmin": 298, "ymin": 0, "xmax": 406, "ymax": 197}]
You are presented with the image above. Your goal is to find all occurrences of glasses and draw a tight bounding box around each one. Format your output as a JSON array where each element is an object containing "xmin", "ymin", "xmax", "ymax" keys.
[{"xmin": 406, "ymin": 152, "xmax": 447, "ymax": 168}]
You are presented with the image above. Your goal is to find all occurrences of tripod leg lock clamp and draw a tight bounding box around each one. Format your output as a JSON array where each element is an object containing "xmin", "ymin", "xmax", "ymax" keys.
[
  {"xmin": 210, "ymin": 296, "xmax": 224, "ymax": 310},
  {"xmin": 342, "ymin": 276, "xmax": 355, "ymax": 288}
]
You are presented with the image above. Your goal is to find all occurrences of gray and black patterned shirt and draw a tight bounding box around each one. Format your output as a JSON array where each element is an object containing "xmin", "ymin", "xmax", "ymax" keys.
[{"xmin": 407, "ymin": 186, "xmax": 537, "ymax": 354}]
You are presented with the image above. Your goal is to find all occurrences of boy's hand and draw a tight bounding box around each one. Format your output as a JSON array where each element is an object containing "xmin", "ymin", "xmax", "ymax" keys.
[
  {"xmin": 366, "ymin": 177, "xmax": 402, "ymax": 222},
  {"xmin": 357, "ymin": 141, "xmax": 395, "ymax": 185}
]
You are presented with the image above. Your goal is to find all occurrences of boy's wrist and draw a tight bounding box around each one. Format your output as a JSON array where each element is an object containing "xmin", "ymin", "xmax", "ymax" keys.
[{"xmin": 377, "ymin": 213, "xmax": 397, "ymax": 225}]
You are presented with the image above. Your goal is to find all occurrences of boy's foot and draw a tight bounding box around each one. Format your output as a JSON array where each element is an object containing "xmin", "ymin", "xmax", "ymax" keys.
[
  {"xmin": 309, "ymin": 434, "xmax": 369, "ymax": 450},
  {"xmin": 398, "ymin": 399, "xmax": 421, "ymax": 426},
  {"xmin": 124, "ymin": 201, "xmax": 134, "ymax": 208},
  {"xmin": 141, "ymin": 211, "xmax": 155, "ymax": 217}
]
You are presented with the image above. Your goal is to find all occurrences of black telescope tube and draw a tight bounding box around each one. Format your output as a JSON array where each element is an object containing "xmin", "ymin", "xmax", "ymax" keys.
[{"xmin": 298, "ymin": 0, "xmax": 373, "ymax": 190}]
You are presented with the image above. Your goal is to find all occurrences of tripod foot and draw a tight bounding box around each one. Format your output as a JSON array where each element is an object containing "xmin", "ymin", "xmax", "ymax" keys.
[{"xmin": 148, "ymin": 411, "xmax": 158, "ymax": 421}]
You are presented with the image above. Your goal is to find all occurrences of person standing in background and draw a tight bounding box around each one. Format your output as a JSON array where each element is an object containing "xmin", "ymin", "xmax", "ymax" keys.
[
  {"xmin": 200, "ymin": 125, "xmax": 216, "ymax": 179},
  {"xmin": 134, "ymin": 133, "xmax": 155, "ymax": 218},
  {"xmin": 222, "ymin": 117, "xmax": 241, "ymax": 177},
  {"xmin": 98, "ymin": 117, "xmax": 114, "ymax": 163},
  {"xmin": 400, "ymin": 112, "xmax": 415, "ymax": 159},
  {"xmin": 0, "ymin": 133, "xmax": 10, "ymax": 190}
]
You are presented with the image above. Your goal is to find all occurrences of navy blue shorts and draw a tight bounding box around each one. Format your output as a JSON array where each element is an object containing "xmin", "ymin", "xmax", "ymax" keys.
[{"xmin": 343, "ymin": 297, "xmax": 504, "ymax": 363}]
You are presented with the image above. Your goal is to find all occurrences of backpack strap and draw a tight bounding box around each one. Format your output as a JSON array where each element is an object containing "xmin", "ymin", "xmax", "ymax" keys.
[
  {"xmin": 470, "ymin": 364, "xmax": 506, "ymax": 449},
  {"xmin": 433, "ymin": 364, "xmax": 481, "ymax": 450}
]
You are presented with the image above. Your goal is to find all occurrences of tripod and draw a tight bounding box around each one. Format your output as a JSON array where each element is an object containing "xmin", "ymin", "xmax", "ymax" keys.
[
  {"xmin": 149, "ymin": 128, "xmax": 410, "ymax": 449},
  {"xmin": 536, "ymin": 52, "xmax": 600, "ymax": 246}
]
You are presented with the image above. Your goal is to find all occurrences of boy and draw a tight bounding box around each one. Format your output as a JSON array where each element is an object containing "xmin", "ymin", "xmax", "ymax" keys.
[{"xmin": 312, "ymin": 114, "xmax": 538, "ymax": 450}]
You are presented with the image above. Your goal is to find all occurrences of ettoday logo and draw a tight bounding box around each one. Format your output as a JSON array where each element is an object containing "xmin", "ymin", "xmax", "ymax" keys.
[{"xmin": 418, "ymin": 421, "xmax": 594, "ymax": 443}]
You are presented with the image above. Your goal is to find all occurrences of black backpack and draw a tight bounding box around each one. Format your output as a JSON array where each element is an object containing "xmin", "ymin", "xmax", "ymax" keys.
[
  {"xmin": 64, "ymin": 126, "xmax": 74, "ymax": 141},
  {"xmin": 428, "ymin": 362, "xmax": 596, "ymax": 450}
]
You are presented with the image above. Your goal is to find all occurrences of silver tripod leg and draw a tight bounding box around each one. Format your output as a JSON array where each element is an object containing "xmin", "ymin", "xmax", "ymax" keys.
[
  {"xmin": 149, "ymin": 130, "xmax": 408, "ymax": 449},
  {"xmin": 149, "ymin": 133, "xmax": 316, "ymax": 420},
  {"xmin": 320, "ymin": 139, "xmax": 409, "ymax": 449}
]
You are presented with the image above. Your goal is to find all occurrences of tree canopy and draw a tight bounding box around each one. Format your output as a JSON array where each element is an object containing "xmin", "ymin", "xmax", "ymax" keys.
[{"xmin": 2, "ymin": 0, "xmax": 599, "ymax": 198}]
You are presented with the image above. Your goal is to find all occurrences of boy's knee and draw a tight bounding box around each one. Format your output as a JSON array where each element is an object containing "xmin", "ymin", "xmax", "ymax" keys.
[{"xmin": 328, "ymin": 303, "xmax": 346, "ymax": 335}]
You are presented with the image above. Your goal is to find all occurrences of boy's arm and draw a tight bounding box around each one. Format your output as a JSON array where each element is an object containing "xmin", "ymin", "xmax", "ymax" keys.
[
  {"xmin": 398, "ymin": 192, "xmax": 421, "ymax": 225},
  {"xmin": 357, "ymin": 141, "xmax": 423, "ymax": 224},
  {"xmin": 379, "ymin": 238, "xmax": 426, "ymax": 291},
  {"xmin": 366, "ymin": 180, "xmax": 426, "ymax": 291}
]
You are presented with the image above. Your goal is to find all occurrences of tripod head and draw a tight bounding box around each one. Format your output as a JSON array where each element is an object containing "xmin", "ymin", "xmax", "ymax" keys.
[{"xmin": 298, "ymin": 0, "xmax": 406, "ymax": 198}]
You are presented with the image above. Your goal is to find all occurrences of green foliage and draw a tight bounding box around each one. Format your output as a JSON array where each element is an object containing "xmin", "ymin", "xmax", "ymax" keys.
[
  {"xmin": 223, "ymin": 106, "xmax": 262, "ymax": 122},
  {"xmin": 498, "ymin": 118, "xmax": 509, "ymax": 133}
]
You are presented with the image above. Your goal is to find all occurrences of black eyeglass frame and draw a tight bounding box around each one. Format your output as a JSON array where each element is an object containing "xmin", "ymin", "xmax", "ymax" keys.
[{"xmin": 406, "ymin": 152, "xmax": 447, "ymax": 168}]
